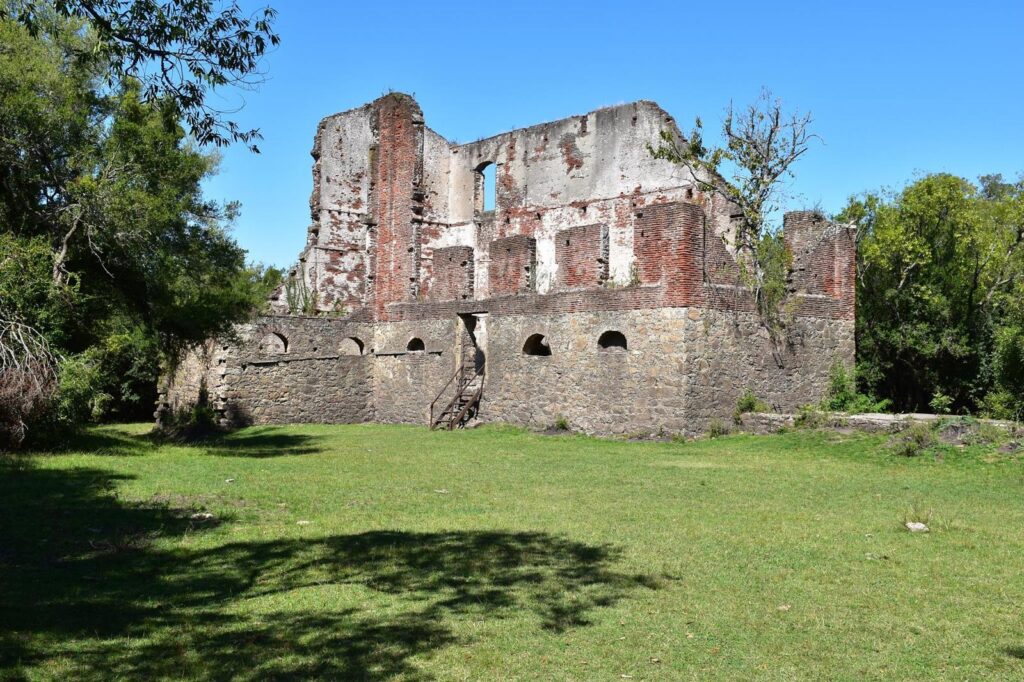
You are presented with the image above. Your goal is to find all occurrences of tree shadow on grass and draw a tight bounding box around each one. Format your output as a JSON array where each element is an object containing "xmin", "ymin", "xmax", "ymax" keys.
[
  {"xmin": 196, "ymin": 426, "xmax": 324, "ymax": 458},
  {"xmin": 29, "ymin": 424, "xmax": 325, "ymax": 458},
  {"xmin": 0, "ymin": 457, "xmax": 660, "ymax": 680}
]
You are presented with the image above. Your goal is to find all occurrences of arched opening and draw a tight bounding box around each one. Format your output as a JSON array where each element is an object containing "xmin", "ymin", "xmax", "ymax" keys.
[
  {"xmin": 475, "ymin": 161, "xmax": 496, "ymax": 214},
  {"xmin": 598, "ymin": 330, "xmax": 627, "ymax": 351},
  {"xmin": 339, "ymin": 336, "xmax": 364, "ymax": 356},
  {"xmin": 522, "ymin": 333, "xmax": 551, "ymax": 357},
  {"xmin": 258, "ymin": 332, "xmax": 288, "ymax": 354},
  {"xmin": 407, "ymin": 337, "xmax": 425, "ymax": 352}
]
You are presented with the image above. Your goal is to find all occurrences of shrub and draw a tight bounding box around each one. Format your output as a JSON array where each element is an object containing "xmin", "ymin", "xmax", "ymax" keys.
[
  {"xmin": 733, "ymin": 388, "xmax": 769, "ymax": 424},
  {"xmin": 889, "ymin": 422, "xmax": 938, "ymax": 457},
  {"xmin": 987, "ymin": 326, "xmax": 1024, "ymax": 419},
  {"xmin": 794, "ymin": 404, "xmax": 826, "ymax": 429},
  {"xmin": 820, "ymin": 359, "xmax": 891, "ymax": 413},
  {"xmin": 707, "ymin": 419, "xmax": 730, "ymax": 438},
  {"xmin": 54, "ymin": 353, "xmax": 112, "ymax": 425},
  {"xmin": 553, "ymin": 416, "xmax": 570, "ymax": 431},
  {"xmin": 929, "ymin": 391, "xmax": 953, "ymax": 415},
  {"xmin": 964, "ymin": 420, "xmax": 1009, "ymax": 447},
  {"xmin": 981, "ymin": 388, "xmax": 1024, "ymax": 422}
]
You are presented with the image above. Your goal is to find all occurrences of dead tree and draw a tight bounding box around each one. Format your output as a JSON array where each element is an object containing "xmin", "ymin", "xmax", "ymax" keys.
[
  {"xmin": 0, "ymin": 317, "xmax": 59, "ymax": 448},
  {"xmin": 650, "ymin": 88, "xmax": 818, "ymax": 336}
]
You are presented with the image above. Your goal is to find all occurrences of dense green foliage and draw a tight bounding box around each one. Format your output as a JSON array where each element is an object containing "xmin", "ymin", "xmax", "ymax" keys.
[
  {"xmin": 841, "ymin": 174, "xmax": 1024, "ymax": 418},
  {"xmin": 0, "ymin": 10, "xmax": 271, "ymax": 444},
  {"xmin": 2, "ymin": 0, "xmax": 279, "ymax": 150},
  {"xmin": 2, "ymin": 423, "xmax": 1022, "ymax": 679}
]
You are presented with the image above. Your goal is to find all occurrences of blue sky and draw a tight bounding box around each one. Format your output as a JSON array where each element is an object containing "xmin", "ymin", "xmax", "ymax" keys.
[{"xmin": 203, "ymin": 0, "xmax": 1024, "ymax": 268}]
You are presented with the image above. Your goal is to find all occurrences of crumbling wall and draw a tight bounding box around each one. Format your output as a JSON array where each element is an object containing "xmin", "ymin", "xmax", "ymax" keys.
[
  {"xmin": 447, "ymin": 101, "xmax": 708, "ymax": 296},
  {"xmin": 553, "ymin": 224, "xmax": 608, "ymax": 290},
  {"xmin": 301, "ymin": 103, "xmax": 376, "ymax": 314},
  {"xmin": 488, "ymin": 235, "xmax": 536, "ymax": 297},
  {"xmin": 424, "ymin": 245, "xmax": 474, "ymax": 303},
  {"xmin": 160, "ymin": 340, "xmax": 222, "ymax": 417},
  {"xmin": 784, "ymin": 211, "xmax": 857, "ymax": 319},
  {"xmin": 163, "ymin": 93, "xmax": 857, "ymax": 438}
]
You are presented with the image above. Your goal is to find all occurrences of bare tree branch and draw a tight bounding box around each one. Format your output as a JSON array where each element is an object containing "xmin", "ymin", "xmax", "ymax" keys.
[{"xmin": 0, "ymin": 316, "xmax": 59, "ymax": 448}]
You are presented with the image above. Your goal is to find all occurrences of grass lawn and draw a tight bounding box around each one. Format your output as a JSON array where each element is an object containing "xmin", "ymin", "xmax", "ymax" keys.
[{"xmin": 1, "ymin": 423, "xmax": 1023, "ymax": 680}]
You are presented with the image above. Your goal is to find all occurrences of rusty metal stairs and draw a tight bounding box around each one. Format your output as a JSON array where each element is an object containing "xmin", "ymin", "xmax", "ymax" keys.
[{"xmin": 429, "ymin": 363, "xmax": 484, "ymax": 430}]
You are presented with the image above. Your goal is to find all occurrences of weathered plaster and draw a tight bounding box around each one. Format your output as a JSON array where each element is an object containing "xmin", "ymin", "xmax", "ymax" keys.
[{"xmin": 162, "ymin": 93, "xmax": 856, "ymax": 436}]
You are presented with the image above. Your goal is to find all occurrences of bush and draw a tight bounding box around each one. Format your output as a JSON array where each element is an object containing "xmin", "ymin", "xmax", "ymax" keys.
[
  {"xmin": 820, "ymin": 360, "xmax": 891, "ymax": 413},
  {"xmin": 794, "ymin": 404, "xmax": 826, "ymax": 429},
  {"xmin": 707, "ymin": 419, "xmax": 730, "ymax": 438},
  {"xmin": 733, "ymin": 388, "xmax": 769, "ymax": 424},
  {"xmin": 154, "ymin": 398, "xmax": 222, "ymax": 443},
  {"xmin": 929, "ymin": 391, "xmax": 953, "ymax": 415},
  {"xmin": 54, "ymin": 354, "xmax": 112, "ymax": 425},
  {"xmin": 981, "ymin": 389, "xmax": 1022, "ymax": 422},
  {"xmin": 889, "ymin": 422, "xmax": 938, "ymax": 457},
  {"xmin": 553, "ymin": 416, "xmax": 570, "ymax": 431}
]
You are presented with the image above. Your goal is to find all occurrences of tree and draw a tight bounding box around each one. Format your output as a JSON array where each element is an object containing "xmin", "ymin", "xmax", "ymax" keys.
[
  {"xmin": 0, "ymin": 11, "xmax": 272, "ymax": 445},
  {"xmin": 2, "ymin": 0, "xmax": 279, "ymax": 151},
  {"xmin": 650, "ymin": 89, "xmax": 817, "ymax": 332},
  {"xmin": 840, "ymin": 173, "xmax": 1024, "ymax": 416}
]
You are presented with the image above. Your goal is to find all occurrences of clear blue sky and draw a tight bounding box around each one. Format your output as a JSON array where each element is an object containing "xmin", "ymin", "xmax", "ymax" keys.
[{"xmin": 203, "ymin": 0, "xmax": 1024, "ymax": 268}]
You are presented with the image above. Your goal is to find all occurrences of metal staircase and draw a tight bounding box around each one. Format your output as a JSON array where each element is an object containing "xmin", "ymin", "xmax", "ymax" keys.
[
  {"xmin": 429, "ymin": 361, "xmax": 483, "ymax": 430},
  {"xmin": 430, "ymin": 315, "xmax": 486, "ymax": 430}
]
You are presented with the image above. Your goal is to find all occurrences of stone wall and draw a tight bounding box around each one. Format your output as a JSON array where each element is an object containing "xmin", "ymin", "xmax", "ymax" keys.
[
  {"xmin": 370, "ymin": 317, "xmax": 458, "ymax": 424},
  {"xmin": 477, "ymin": 308, "xmax": 853, "ymax": 436},
  {"xmin": 681, "ymin": 309, "xmax": 854, "ymax": 429},
  {"xmin": 165, "ymin": 304, "xmax": 853, "ymax": 436},
  {"xmin": 163, "ymin": 316, "xmax": 376, "ymax": 426},
  {"xmin": 226, "ymin": 356, "xmax": 371, "ymax": 424},
  {"xmin": 160, "ymin": 340, "xmax": 221, "ymax": 416}
]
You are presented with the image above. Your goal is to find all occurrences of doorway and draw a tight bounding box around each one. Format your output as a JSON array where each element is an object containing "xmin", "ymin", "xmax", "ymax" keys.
[{"xmin": 458, "ymin": 312, "xmax": 487, "ymax": 374}]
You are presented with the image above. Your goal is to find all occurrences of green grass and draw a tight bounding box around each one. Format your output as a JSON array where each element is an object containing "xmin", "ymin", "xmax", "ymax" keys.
[{"xmin": 2, "ymin": 424, "xmax": 1023, "ymax": 680}]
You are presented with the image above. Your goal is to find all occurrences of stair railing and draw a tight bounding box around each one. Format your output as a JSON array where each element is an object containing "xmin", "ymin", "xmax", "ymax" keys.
[
  {"xmin": 429, "ymin": 363, "xmax": 465, "ymax": 429},
  {"xmin": 447, "ymin": 366, "xmax": 485, "ymax": 430}
]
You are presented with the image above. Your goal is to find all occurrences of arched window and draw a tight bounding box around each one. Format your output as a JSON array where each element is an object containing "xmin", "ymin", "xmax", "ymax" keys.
[
  {"xmin": 522, "ymin": 333, "xmax": 552, "ymax": 357},
  {"xmin": 598, "ymin": 330, "xmax": 627, "ymax": 351},
  {"xmin": 475, "ymin": 161, "xmax": 496, "ymax": 214},
  {"xmin": 259, "ymin": 332, "xmax": 288, "ymax": 354},
  {"xmin": 407, "ymin": 337, "xmax": 425, "ymax": 352},
  {"xmin": 339, "ymin": 337, "xmax": 364, "ymax": 356}
]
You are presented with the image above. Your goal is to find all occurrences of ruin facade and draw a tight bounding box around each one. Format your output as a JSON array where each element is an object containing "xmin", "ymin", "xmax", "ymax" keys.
[{"xmin": 162, "ymin": 92, "xmax": 856, "ymax": 436}]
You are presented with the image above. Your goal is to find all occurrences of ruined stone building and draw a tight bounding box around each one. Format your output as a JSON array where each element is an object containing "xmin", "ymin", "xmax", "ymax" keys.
[{"xmin": 163, "ymin": 92, "xmax": 855, "ymax": 436}]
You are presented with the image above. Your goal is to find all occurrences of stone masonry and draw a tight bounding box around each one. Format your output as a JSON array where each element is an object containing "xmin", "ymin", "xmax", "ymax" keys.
[{"xmin": 162, "ymin": 93, "xmax": 856, "ymax": 436}]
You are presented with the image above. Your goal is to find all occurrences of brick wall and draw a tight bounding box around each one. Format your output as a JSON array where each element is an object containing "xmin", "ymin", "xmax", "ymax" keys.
[
  {"xmin": 425, "ymin": 245, "xmax": 474, "ymax": 302},
  {"xmin": 554, "ymin": 223, "xmax": 608, "ymax": 290},
  {"xmin": 784, "ymin": 211, "xmax": 856, "ymax": 320},
  {"xmin": 488, "ymin": 235, "xmax": 536, "ymax": 296},
  {"xmin": 370, "ymin": 94, "xmax": 423, "ymax": 320},
  {"xmin": 633, "ymin": 201, "xmax": 723, "ymax": 306}
]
